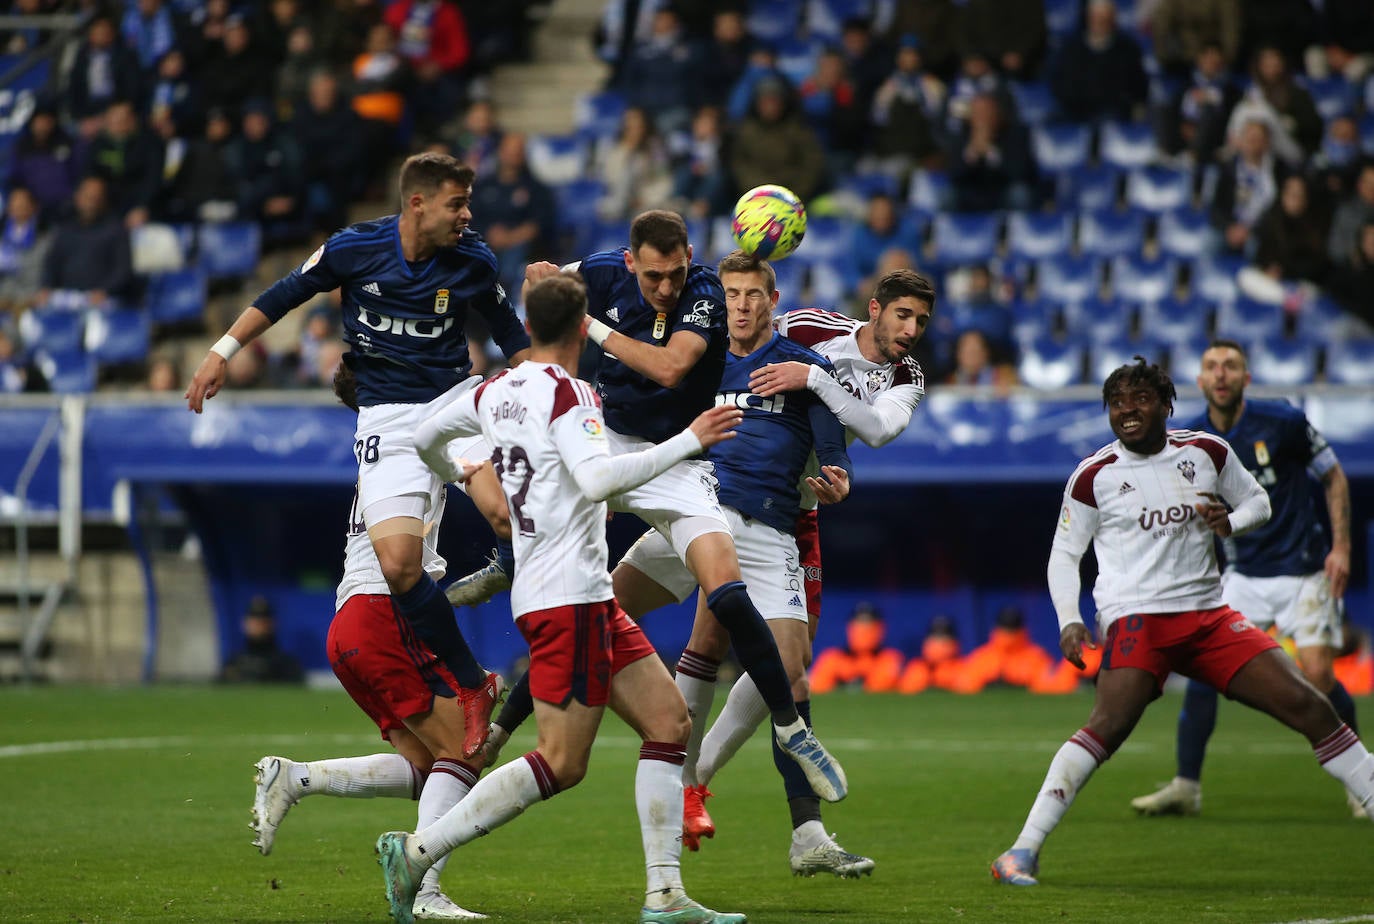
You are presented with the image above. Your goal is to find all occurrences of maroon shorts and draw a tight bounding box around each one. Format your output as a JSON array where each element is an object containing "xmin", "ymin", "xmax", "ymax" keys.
[
  {"xmin": 1101, "ymin": 604, "xmax": 1281, "ymax": 694},
  {"xmin": 517, "ymin": 600, "xmax": 657, "ymax": 707},
  {"xmin": 327, "ymin": 594, "xmax": 459, "ymax": 738},
  {"xmin": 795, "ymin": 508, "xmax": 822, "ymax": 620}
]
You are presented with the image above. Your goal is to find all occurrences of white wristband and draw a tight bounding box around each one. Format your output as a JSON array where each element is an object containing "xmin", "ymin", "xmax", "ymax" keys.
[
  {"xmin": 586, "ymin": 318, "xmax": 612, "ymax": 346},
  {"xmin": 210, "ymin": 334, "xmax": 242, "ymax": 362}
]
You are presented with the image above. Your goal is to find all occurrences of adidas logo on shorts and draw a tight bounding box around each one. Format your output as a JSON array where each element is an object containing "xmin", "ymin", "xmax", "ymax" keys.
[{"xmin": 787, "ymin": 594, "xmax": 803, "ymax": 608}]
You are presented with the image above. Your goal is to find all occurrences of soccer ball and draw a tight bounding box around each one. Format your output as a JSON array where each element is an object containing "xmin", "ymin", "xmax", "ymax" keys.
[{"xmin": 731, "ymin": 185, "xmax": 807, "ymax": 260}]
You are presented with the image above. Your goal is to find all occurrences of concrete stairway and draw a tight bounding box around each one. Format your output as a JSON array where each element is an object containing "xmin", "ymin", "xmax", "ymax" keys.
[{"xmin": 488, "ymin": 0, "xmax": 609, "ymax": 134}]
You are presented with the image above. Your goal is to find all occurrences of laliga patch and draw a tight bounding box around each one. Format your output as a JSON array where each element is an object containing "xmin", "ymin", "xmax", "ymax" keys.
[
  {"xmin": 301, "ymin": 244, "xmax": 324, "ymax": 273},
  {"xmin": 1059, "ymin": 505, "xmax": 1071, "ymax": 530},
  {"xmin": 582, "ymin": 417, "xmax": 604, "ymax": 438}
]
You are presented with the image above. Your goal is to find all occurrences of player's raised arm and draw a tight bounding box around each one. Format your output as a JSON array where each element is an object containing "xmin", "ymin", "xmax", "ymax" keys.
[{"xmin": 185, "ymin": 306, "xmax": 274, "ymax": 412}]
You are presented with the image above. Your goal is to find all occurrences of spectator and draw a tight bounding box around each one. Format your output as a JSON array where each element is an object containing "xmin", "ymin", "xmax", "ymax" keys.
[
  {"xmin": 146, "ymin": 49, "xmax": 203, "ymax": 137},
  {"xmin": 1225, "ymin": 46, "xmax": 1323, "ymax": 168},
  {"xmin": 315, "ymin": 0, "xmax": 381, "ymax": 65},
  {"xmin": 0, "ymin": 326, "xmax": 41, "ymax": 394},
  {"xmin": 1210, "ymin": 119, "xmax": 1286, "ymax": 255},
  {"xmin": 276, "ymin": 24, "xmax": 324, "ymax": 114},
  {"xmin": 593, "ymin": 0, "xmax": 659, "ymax": 88},
  {"xmin": 1308, "ymin": 0, "xmax": 1374, "ymax": 83},
  {"xmin": 799, "ymin": 47, "xmax": 867, "ymax": 170},
  {"xmin": 867, "ymin": 35, "xmax": 944, "ymax": 180},
  {"xmin": 2, "ymin": 0, "xmax": 47, "ymax": 56},
  {"xmin": 948, "ymin": 92, "xmax": 1036, "ymax": 212},
  {"xmin": 204, "ymin": 14, "xmax": 276, "ymax": 116},
  {"xmin": 1237, "ymin": 0, "xmax": 1318, "ymax": 74},
  {"xmin": 595, "ymin": 106, "xmax": 675, "ymax": 221},
  {"xmin": 839, "ymin": 17, "xmax": 889, "ymax": 116},
  {"xmin": 701, "ymin": 8, "xmax": 751, "ymax": 109},
  {"xmin": 470, "ymin": 132, "xmax": 556, "ymax": 296},
  {"xmin": 384, "ymin": 0, "xmax": 471, "ymax": 136},
  {"xmin": 946, "ymin": 328, "xmax": 1018, "ymax": 391},
  {"xmin": 9, "ymin": 107, "xmax": 84, "ymax": 220},
  {"xmin": 224, "ymin": 340, "xmax": 275, "ymax": 391},
  {"xmin": 447, "ymin": 98, "xmax": 501, "ymax": 180},
  {"xmin": 1327, "ymin": 164, "xmax": 1374, "ymax": 270},
  {"xmin": 809, "ymin": 602, "xmax": 905, "ymax": 695},
  {"xmin": 619, "ymin": 6, "xmax": 704, "ymax": 136},
  {"xmin": 725, "ymin": 45, "xmax": 784, "ymax": 123},
  {"xmin": 1149, "ymin": 0, "xmax": 1241, "ymax": 77},
  {"xmin": 87, "ymin": 100, "xmax": 164, "ymax": 229},
  {"xmin": 1311, "ymin": 116, "xmax": 1366, "ymax": 204},
  {"xmin": 221, "ymin": 100, "xmax": 305, "ymax": 245},
  {"xmin": 947, "ymin": 264, "xmax": 1014, "ymax": 354},
  {"xmin": 39, "ymin": 176, "xmax": 134, "ymax": 306},
  {"xmin": 850, "ymin": 193, "xmax": 907, "ymax": 279},
  {"xmin": 0, "ymin": 187, "xmax": 49, "ymax": 313},
  {"xmin": 1327, "ymin": 221, "xmax": 1374, "ymax": 327},
  {"xmin": 151, "ymin": 107, "xmax": 237, "ymax": 224},
  {"xmin": 293, "ymin": 70, "xmax": 365, "ymax": 232},
  {"xmin": 145, "ymin": 355, "xmax": 181, "ymax": 392},
  {"xmin": 121, "ymin": 0, "xmax": 184, "ymax": 77},
  {"xmin": 1048, "ymin": 0, "xmax": 1148, "ymax": 123},
  {"xmin": 351, "ymin": 21, "xmax": 411, "ymax": 175},
  {"xmin": 65, "ymin": 14, "xmax": 141, "ymax": 134},
  {"xmin": 728, "ymin": 74, "xmax": 827, "ymax": 204},
  {"xmin": 884, "ymin": 0, "xmax": 961, "ymax": 79},
  {"xmin": 219, "ymin": 596, "xmax": 305, "ymax": 684},
  {"xmin": 255, "ymin": 0, "xmax": 310, "ymax": 70},
  {"xmin": 944, "ymin": 49, "xmax": 1015, "ymax": 138},
  {"xmin": 671, "ymin": 105, "xmax": 727, "ymax": 219},
  {"xmin": 1159, "ymin": 41, "xmax": 1239, "ymax": 165},
  {"xmin": 290, "ymin": 299, "xmax": 339, "ymax": 385},
  {"xmin": 958, "ymin": 0, "xmax": 1046, "ymax": 80}
]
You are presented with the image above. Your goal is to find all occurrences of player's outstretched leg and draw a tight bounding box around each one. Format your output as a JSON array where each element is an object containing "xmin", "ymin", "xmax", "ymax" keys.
[
  {"xmin": 1131, "ymin": 678, "xmax": 1214, "ymax": 815},
  {"xmin": 773, "ymin": 722, "xmax": 847, "ymax": 804},
  {"xmin": 444, "ymin": 543, "xmax": 515, "ymax": 607},
  {"xmin": 377, "ymin": 832, "xmax": 424, "ymax": 924},
  {"xmin": 252, "ymin": 753, "xmax": 421, "ymax": 854},
  {"xmin": 251, "ymin": 756, "xmax": 298, "ymax": 855}
]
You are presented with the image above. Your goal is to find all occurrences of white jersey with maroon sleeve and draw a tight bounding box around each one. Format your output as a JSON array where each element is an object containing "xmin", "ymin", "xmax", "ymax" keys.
[
  {"xmin": 334, "ymin": 476, "xmax": 448, "ymax": 612},
  {"xmin": 465, "ymin": 361, "xmax": 616, "ymax": 619},
  {"xmin": 1052, "ymin": 430, "xmax": 1271, "ymax": 630}
]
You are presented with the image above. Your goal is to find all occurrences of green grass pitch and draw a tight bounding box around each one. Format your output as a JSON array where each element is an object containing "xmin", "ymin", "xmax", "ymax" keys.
[{"xmin": 2, "ymin": 685, "xmax": 1370, "ymax": 923}]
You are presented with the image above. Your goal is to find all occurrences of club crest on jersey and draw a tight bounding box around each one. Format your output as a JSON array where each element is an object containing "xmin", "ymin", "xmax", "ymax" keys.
[
  {"xmin": 434, "ymin": 289, "xmax": 450, "ymax": 314},
  {"xmin": 683, "ymin": 299, "xmax": 713, "ymax": 329},
  {"xmin": 301, "ymin": 244, "xmax": 324, "ymax": 273},
  {"xmin": 1177, "ymin": 459, "xmax": 1196, "ymax": 484},
  {"xmin": 1254, "ymin": 440, "xmax": 1271, "ymax": 466},
  {"xmin": 865, "ymin": 368, "xmax": 886, "ymax": 393},
  {"xmin": 653, "ymin": 311, "xmax": 667, "ymax": 340}
]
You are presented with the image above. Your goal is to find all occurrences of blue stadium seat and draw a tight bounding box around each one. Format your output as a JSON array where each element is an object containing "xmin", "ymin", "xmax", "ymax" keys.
[
  {"xmin": 197, "ymin": 221, "xmax": 261, "ymax": 280},
  {"xmin": 1010, "ymin": 81, "xmax": 1057, "ymax": 125},
  {"xmin": 577, "ymin": 217, "xmax": 627, "ymax": 257},
  {"xmin": 1018, "ymin": 335, "xmax": 1085, "ymax": 389},
  {"xmin": 1063, "ymin": 296, "xmax": 1133, "ymax": 344},
  {"xmin": 1157, "ymin": 206, "xmax": 1216, "ymax": 259},
  {"xmin": 1005, "ymin": 210, "xmax": 1074, "ymax": 261},
  {"xmin": 808, "ymin": 255, "xmax": 860, "ymax": 306},
  {"xmin": 1138, "ymin": 295, "xmax": 1213, "ymax": 346},
  {"xmin": 1078, "ymin": 208, "xmax": 1147, "ymax": 258},
  {"xmin": 1090, "ymin": 335, "xmax": 1166, "ymax": 383},
  {"xmin": 709, "ymin": 215, "xmax": 736, "ymax": 261},
  {"xmin": 525, "ymin": 134, "xmax": 590, "ymax": 186},
  {"xmin": 771, "ymin": 257, "xmax": 808, "ymax": 301},
  {"xmin": 1044, "ymin": 0, "xmax": 1082, "ymax": 38},
  {"xmin": 775, "ymin": 37, "xmax": 822, "ymax": 86},
  {"xmin": 1300, "ymin": 75, "xmax": 1356, "ymax": 120},
  {"xmin": 1325, "ymin": 339, "xmax": 1374, "ymax": 385},
  {"xmin": 1295, "ymin": 293, "xmax": 1350, "ymax": 342},
  {"xmin": 1189, "ymin": 253, "xmax": 1242, "ymax": 303},
  {"xmin": 554, "ymin": 178, "xmax": 607, "ymax": 239},
  {"xmin": 1098, "ymin": 120, "xmax": 1159, "ymax": 170},
  {"xmin": 746, "ymin": 0, "xmax": 803, "ymax": 43},
  {"xmin": 842, "ymin": 171, "xmax": 901, "ymax": 201},
  {"xmin": 34, "ymin": 348, "xmax": 96, "ymax": 394},
  {"xmin": 1214, "ymin": 296, "xmax": 1284, "ymax": 343},
  {"xmin": 1124, "ymin": 165, "xmax": 1192, "ymax": 214},
  {"xmin": 1010, "ymin": 297, "xmax": 1059, "ymax": 346},
  {"xmin": 1248, "ymin": 337, "xmax": 1319, "ymax": 387},
  {"xmin": 1168, "ymin": 335, "xmax": 1211, "ymax": 377},
  {"xmin": 146, "ymin": 268, "xmax": 209, "ymax": 326},
  {"xmin": 1057, "ymin": 164, "xmax": 1121, "ymax": 211},
  {"xmin": 929, "ymin": 212, "xmax": 1002, "ymax": 267},
  {"xmin": 18, "ymin": 307, "xmax": 84, "ymax": 354},
  {"xmin": 907, "ymin": 169, "xmax": 951, "ymax": 215},
  {"xmin": 1036, "ymin": 254, "xmax": 1102, "ymax": 304},
  {"xmin": 84, "ymin": 308, "xmax": 152, "ymax": 365},
  {"xmin": 1031, "ymin": 123, "xmax": 1092, "ymax": 173},
  {"xmin": 1110, "ymin": 254, "xmax": 1177, "ymax": 303},
  {"xmin": 896, "ymin": 206, "xmax": 932, "ymax": 247},
  {"xmin": 793, "ymin": 215, "xmax": 850, "ymax": 264},
  {"xmin": 574, "ymin": 91, "xmax": 626, "ymax": 140}
]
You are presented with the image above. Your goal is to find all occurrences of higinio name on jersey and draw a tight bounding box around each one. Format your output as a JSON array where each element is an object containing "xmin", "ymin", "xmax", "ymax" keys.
[
  {"xmin": 356, "ymin": 306, "xmax": 456, "ymax": 339},
  {"xmin": 715, "ymin": 391, "xmax": 786, "ymax": 414},
  {"xmin": 487, "ymin": 399, "xmax": 528, "ymax": 426}
]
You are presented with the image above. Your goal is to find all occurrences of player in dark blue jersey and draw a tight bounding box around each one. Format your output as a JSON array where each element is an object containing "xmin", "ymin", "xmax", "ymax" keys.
[
  {"xmin": 186, "ymin": 153, "xmax": 529, "ymax": 759},
  {"xmin": 1131, "ymin": 339, "xmax": 1361, "ymax": 818}
]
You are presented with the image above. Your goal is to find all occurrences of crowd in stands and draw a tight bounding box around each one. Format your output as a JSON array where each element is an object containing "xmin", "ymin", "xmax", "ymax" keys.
[{"xmin": 2, "ymin": 0, "xmax": 1374, "ymax": 396}]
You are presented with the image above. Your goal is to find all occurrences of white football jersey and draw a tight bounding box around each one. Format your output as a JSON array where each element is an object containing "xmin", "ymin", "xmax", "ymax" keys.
[
  {"xmin": 1054, "ymin": 430, "xmax": 1269, "ymax": 629},
  {"xmin": 445, "ymin": 361, "xmax": 616, "ymax": 618},
  {"xmin": 335, "ymin": 476, "xmax": 448, "ymax": 612}
]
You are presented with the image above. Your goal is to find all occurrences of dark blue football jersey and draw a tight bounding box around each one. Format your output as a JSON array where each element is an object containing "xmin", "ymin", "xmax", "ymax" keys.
[
  {"xmin": 577, "ymin": 248, "xmax": 727, "ymax": 444},
  {"xmin": 711, "ymin": 333, "xmax": 852, "ymax": 534},
  {"xmin": 253, "ymin": 216, "xmax": 529, "ymax": 406},
  {"xmin": 1185, "ymin": 397, "xmax": 1335, "ymax": 577}
]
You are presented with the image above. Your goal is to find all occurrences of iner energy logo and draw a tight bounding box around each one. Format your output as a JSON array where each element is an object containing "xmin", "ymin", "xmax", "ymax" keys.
[{"xmin": 1138, "ymin": 503, "xmax": 1197, "ymax": 538}]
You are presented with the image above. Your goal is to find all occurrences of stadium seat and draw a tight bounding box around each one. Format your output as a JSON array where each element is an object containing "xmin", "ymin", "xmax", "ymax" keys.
[
  {"xmin": 1189, "ymin": 253, "xmax": 1242, "ymax": 303},
  {"xmin": 806, "ymin": 0, "xmax": 871, "ymax": 41},
  {"xmin": 1324, "ymin": 339, "xmax": 1374, "ymax": 385},
  {"xmin": 130, "ymin": 222, "xmax": 187, "ymax": 274},
  {"xmin": 1110, "ymin": 254, "xmax": 1178, "ymax": 303},
  {"xmin": 18, "ymin": 307, "xmax": 84, "ymax": 354},
  {"xmin": 1300, "ymin": 75, "xmax": 1356, "ymax": 121},
  {"xmin": 1157, "ymin": 206, "xmax": 1217, "ymax": 259},
  {"xmin": 1032, "ymin": 123, "xmax": 1091, "ymax": 173},
  {"xmin": 1018, "ymin": 336, "xmax": 1085, "ymax": 389},
  {"xmin": 1010, "ymin": 297, "xmax": 1059, "ymax": 346},
  {"xmin": 1044, "ymin": 0, "xmax": 1082, "ymax": 38},
  {"xmin": 577, "ymin": 217, "xmax": 627, "ymax": 257},
  {"xmin": 1098, "ymin": 120, "xmax": 1159, "ymax": 170},
  {"xmin": 84, "ymin": 308, "xmax": 151, "ymax": 365},
  {"xmin": 793, "ymin": 215, "xmax": 851, "ymax": 264},
  {"xmin": 1214, "ymin": 296, "xmax": 1284, "ymax": 343},
  {"xmin": 746, "ymin": 0, "xmax": 803, "ymax": 44},
  {"xmin": 574, "ymin": 91, "xmax": 626, "ymax": 140},
  {"xmin": 842, "ymin": 172, "xmax": 901, "ymax": 201},
  {"xmin": 1063, "ymin": 296, "xmax": 1133, "ymax": 344},
  {"xmin": 1124, "ymin": 165, "xmax": 1192, "ymax": 214},
  {"xmin": 1005, "ymin": 210, "xmax": 1074, "ymax": 261},
  {"xmin": 525, "ymin": 134, "xmax": 590, "ymax": 186},
  {"xmin": 1010, "ymin": 81, "xmax": 1056, "ymax": 125},
  {"xmin": 896, "ymin": 206, "xmax": 932, "ymax": 248},
  {"xmin": 1294, "ymin": 293, "xmax": 1351, "ymax": 342},
  {"xmin": 34, "ymin": 348, "xmax": 96, "ymax": 394},
  {"xmin": 907, "ymin": 169, "xmax": 951, "ymax": 215},
  {"xmin": 1090, "ymin": 335, "xmax": 1166, "ymax": 383},
  {"xmin": 808, "ymin": 256, "xmax": 860, "ymax": 306},
  {"xmin": 1167, "ymin": 335, "xmax": 1212, "ymax": 377},
  {"xmin": 146, "ymin": 268, "xmax": 209, "ymax": 327},
  {"xmin": 197, "ymin": 221, "xmax": 261, "ymax": 280},
  {"xmin": 1248, "ymin": 337, "xmax": 1319, "ymax": 387},
  {"xmin": 1360, "ymin": 114, "xmax": 1374, "ymax": 154},
  {"xmin": 1138, "ymin": 295, "xmax": 1213, "ymax": 346},
  {"xmin": 1036, "ymin": 254, "xmax": 1103, "ymax": 304},
  {"xmin": 1078, "ymin": 208, "xmax": 1147, "ymax": 258},
  {"xmin": 1057, "ymin": 164, "xmax": 1121, "ymax": 211},
  {"xmin": 775, "ymin": 36, "xmax": 822, "ymax": 86},
  {"xmin": 770, "ymin": 257, "xmax": 808, "ymax": 301},
  {"xmin": 929, "ymin": 212, "xmax": 1002, "ymax": 267}
]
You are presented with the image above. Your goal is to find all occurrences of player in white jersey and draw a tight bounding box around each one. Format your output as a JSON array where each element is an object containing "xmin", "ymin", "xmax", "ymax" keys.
[
  {"xmin": 378, "ymin": 272, "xmax": 747, "ymax": 924},
  {"xmin": 250, "ymin": 365, "xmax": 494, "ymax": 921},
  {"xmin": 991, "ymin": 357, "xmax": 1374, "ymax": 888},
  {"xmin": 678, "ymin": 269, "xmax": 935, "ymax": 874}
]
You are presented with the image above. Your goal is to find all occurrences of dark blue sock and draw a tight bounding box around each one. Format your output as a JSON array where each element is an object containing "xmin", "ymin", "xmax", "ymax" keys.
[
  {"xmin": 394, "ymin": 574, "xmax": 484, "ymax": 688},
  {"xmin": 706, "ymin": 581, "xmax": 798, "ymax": 726},
  {"xmin": 496, "ymin": 538, "xmax": 515, "ymax": 579},
  {"xmin": 1328, "ymin": 680, "xmax": 1359, "ymax": 734},
  {"xmin": 1177, "ymin": 678, "xmax": 1219, "ymax": 781},
  {"xmin": 496, "ymin": 669, "xmax": 533, "ymax": 733}
]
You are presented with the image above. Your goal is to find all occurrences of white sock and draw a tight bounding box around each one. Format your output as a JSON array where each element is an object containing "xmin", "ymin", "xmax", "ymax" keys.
[
  {"xmin": 697, "ymin": 672, "xmax": 770, "ymax": 787},
  {"xmin": 791, "ymin": 819, "xmax": 827, "ymax": 850},
  {"xmin": 638, "ymin": 742, "xmax": 688, "ymax": 910},
  {"xmin": 1315, "ymin": 724, "xmax": 1374, "ymax": 813},
  {"xmin": 1010, "ymin": 728, "xmax": 1108, "ymax": 853},
  {"xmin": 675, "ymin": 650, "xmax": 719, "ymax": 788},
  {"xmin": 410, "ymin": 751, "xmax": 558, "ymax": 867},
  {"xmin": 298, "ymin": 754, "xmax": 421, "ymax": 799},
  {"xmin": 417, "ymin": 759, "xmax": 478, "ymax": 894}
]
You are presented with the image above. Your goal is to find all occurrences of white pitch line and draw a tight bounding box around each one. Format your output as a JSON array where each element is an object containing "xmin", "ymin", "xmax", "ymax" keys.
[{"xmin": 1269, "ymin": 916, "xmax": 1374, "ymax": 924}]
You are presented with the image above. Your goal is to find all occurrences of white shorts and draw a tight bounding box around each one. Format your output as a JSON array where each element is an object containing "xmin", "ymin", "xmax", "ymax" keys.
[
  {"xmin": 605, "ymin": 427, "xmax": 729, "ymax": 560},
  {"xmin": 621, "ymin": 506, "xmax": 807, "ymax": 623},
  {"xmin": 1221, "ymin": 570, "xmax": 1343, "ymax": 650},
  {"xmin": 356, "ymin": 383, "xmax": 489, "ymax": 528}
]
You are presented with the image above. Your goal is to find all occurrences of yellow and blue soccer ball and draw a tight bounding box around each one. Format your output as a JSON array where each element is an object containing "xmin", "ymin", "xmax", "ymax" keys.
[{"xmin": 731, "ymin": 184, "xmax": 807, "ymax": 260}]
